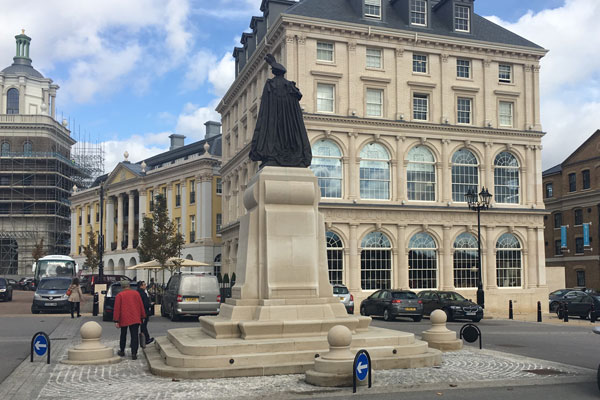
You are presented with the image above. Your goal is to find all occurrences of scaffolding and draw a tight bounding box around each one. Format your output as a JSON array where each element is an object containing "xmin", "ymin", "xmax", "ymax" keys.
[{"xmin": 70, "ymin": 127, "xmax": 105, "ymax": 189}]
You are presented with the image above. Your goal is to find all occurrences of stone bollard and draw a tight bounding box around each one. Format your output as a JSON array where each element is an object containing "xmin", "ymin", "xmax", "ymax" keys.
[
  {"xmin": 61, "ymin": 321, "xmax": 122, "ymax": 365},
  {"xmin": 421, "ymin": 309, "xmax": 463, "ymax": 351},
  {"xmin": 305, "ymin": 325, "xmax": 367, "ymax": 387}
]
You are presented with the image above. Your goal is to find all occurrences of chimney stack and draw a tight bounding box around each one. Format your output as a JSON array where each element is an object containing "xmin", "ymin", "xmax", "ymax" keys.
[
  {"xmin": 204, "ymin": 121, "xmax": 222, "ymax": 139},
  {"xmin": 169, "ymin": 134, "xmax": 185, "ymax": 150}
]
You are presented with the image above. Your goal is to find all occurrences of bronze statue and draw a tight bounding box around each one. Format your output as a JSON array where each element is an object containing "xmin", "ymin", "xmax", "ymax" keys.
[{"xmin": 249, "ymin": 54, "xmax": 312, "ymax": 168}]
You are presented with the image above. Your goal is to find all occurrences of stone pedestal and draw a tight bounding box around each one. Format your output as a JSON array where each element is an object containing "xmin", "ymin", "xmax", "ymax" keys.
[
  {"xmin": 421, "ymin": 310, "xmax": 463, "ymax": 351},
  {"xmin": 62, "ymin": 321, "xmax": 121, "ymax": 365}
]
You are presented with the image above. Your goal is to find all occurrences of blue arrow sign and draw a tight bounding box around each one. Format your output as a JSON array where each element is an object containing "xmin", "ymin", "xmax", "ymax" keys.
[
  {"xmin": 33, "ymin": 334, "xmax": 48, "ymax": 357},
  {"xmin": 355, "ymin": 352, "xmax": 369, "ymax": 381}
]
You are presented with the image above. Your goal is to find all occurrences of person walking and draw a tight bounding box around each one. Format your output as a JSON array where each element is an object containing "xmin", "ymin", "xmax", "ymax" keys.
[
  {"xmin": 137, "ymin": 281, "xmax": 154, "ymax": 346},
  {"xmin": 67, "ymin": 278, "xmax": 84, "ymax": 318},
  {"xmin": 113, "ymin": 280, "xmax": 146, "ymax": 360}
]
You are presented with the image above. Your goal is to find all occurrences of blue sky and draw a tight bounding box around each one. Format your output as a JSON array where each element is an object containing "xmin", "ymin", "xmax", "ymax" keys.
[{"xmin": 1, "ymin": 0, "xmax": 598, "ymax": 171}]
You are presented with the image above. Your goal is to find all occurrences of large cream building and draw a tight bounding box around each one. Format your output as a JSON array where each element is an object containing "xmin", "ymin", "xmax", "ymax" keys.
[
  {"xmin": 70, "ymin": 122, "xmax": 223, "ymax": 280},
  {"xmin": 218, "ymin": 0, "xmax": 548, "ymax": 313}
]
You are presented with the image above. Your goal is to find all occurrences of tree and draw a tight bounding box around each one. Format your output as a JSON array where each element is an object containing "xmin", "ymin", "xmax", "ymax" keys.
[
  {"xmin": 83, "ymin": 228, "xmax": 100, "ymax": 275},
  {"xmin": 32, "ymin": 238, "xmax": 46, "ymax": 262}
]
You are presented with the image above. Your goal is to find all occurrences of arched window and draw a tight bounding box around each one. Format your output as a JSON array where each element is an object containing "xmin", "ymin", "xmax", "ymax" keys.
[
  {"xmin": 326, "ymin": 231, "xmax": 344, "ymax": 284},
  {"xmin": 494, "ymin": 152, "xmax": 520, "ymax": 204},
  {"xmin": 407, "ymin": 146, "xmax": 436, "ymax": 201},
  {"xmin": 23, "ymin": 141, "xmax": 32, "ymax": 155},
  {"xmin": 6, "ymin": 88, "xmax": 19, "ymax": 115},
  {"xmin": 451, "ymin": 149, "xmax": 479, "ymax": 202},
  {"xmin": 453, "ymin": 232, "xmax": 479, "ymax": 288},
  {"xmin": 409, "ymin": 232, "xmax": 438, "ymax": 289},
  {"xmin": 360, "ymin": 232, "xmax": 391, "ymax": 290},
  {"xmin": 1, "ymin": 142, "xmax": 9, "ymax": 155},
  {"xmin": 310, "ymin": 140, "xmax": 342, "ymax": 198},
  {"xmin": 496, "ymin": 233, "xmax": 522, "ymax": 287},
  {"xmin": 214, "ymin": 253, "xmax": 221, "ymax": 276},
  {"xmin": 359, "ymin": 143, "xmax": 390, "ymax": 200}
]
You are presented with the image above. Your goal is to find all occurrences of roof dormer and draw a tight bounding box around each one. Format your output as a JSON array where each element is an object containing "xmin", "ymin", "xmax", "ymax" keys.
[{"xmin": 433, "ymin": 0, "xmax": 474, "ymax": 35}]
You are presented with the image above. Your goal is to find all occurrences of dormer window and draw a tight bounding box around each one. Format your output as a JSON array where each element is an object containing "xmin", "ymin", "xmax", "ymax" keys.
[
  {"xmin": 410, "ymin": 0, "xmax": 427, "ymax": 26},
  {"xmin": 364, "ymin": 0, "xmax": 381, "ymax": 19},
  {"xmin": 454, "ymin": 5, "xmax": 470, "ymax": 32}
]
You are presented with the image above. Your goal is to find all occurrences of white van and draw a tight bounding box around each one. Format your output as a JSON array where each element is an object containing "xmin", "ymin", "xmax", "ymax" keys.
[{"xmin": 161, "ymin": 273, "xmax": 220, "ymax": 321}]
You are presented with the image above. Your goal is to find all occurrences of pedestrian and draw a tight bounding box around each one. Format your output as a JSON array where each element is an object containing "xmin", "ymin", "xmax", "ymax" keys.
[
  {"xmin": 67, "ymin": 278, "xmax": 84, "ymax": 318},
  {"xmin": 148, "ymin": 278, "xmax": 157, "ymax": 302},
  {"xmin": 113, "ymin": 280, "xmax": 146, "ymax": 360},
  {"xmin": 137, "ymin": 281, "xmax": 154, "ymax": 347}
]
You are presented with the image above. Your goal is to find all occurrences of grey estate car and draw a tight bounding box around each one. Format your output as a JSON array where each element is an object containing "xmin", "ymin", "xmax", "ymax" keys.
[
  {"xmin": 360, "ymin": 289, "xmax": 423, "ymax": 321},
  {"xmin": 161, "ymin": 273, "xmax": 221, "ymax": 321},
  {"xmin": 332, "ymin": 284, "xmax": 354, "ymax": 314}
]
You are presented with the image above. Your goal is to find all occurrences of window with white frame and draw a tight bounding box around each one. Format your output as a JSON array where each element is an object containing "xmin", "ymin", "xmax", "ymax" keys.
[
  {"xmin": 0, "ymin": 142, "xmax": 9, "ymax": 155},
  {"xmin": 23, "ymin": 141, "xmax": 33, "ymax": 154},
  {"xmin": 364, "ymin": 0, "xmax": 381, "ymax": 18},
  {"xmin": 499, "ymin": 64, "xmax": 512, "ymax": 83},
  {"xmin": 366, "ymin": 48, "xmax": 382, "ymax": 68},
  {"xmin": 216, "ymin": 213, "xmax": 222, "ymax": 232},
  {"xmin": 457, "ymin": 59, "xmax": 471, "ymax": 78},
  {"xmin": 326, "ymin": 231, "xmax": 344, "ymax": 285},
  {"xmin": 454, "ymin": 5, "xmax": 470, "ymax": 32},
  {"xmin": 409, "ymin": 232, "xmax": 438, "ymax": 289},
  {"xmin": 310, "ymin": 140, "xmax": 343, "ymax": 198},
  {"xmin": 360, "ymin": 143, "xmax": 390, "ymax": 200},
  {"xmin": 361, "ymin": 232, "xmax": 392, "ymax": 290},
  {"xmin": 451, "ymin": 148, "xmax": 479, "ymax": 202},
  {"xmin": 496, "ymin": 233, "xmax": 522, "ymax": 288},
  {"xmin": 366, "ymin": 88, "xmax": 383, "ymax": 117},
  {"xmin": 407, "ymin": 146, "xmax": 436, "ymax": 201},
  {"xmin": 413, "ymin": 54, "xmax": 428, "ymax": 73},
  {"xmin": 494, "ymin": 151, "xmax": 520, "ymax": 204},
  {"xmin": 317, "ymin": 42, "xmax": 334, "ymax": 62},
  {"xmin": 317, "ymin": 83, "xmax": 335, "ymax": 113},
  {"xmin": 410, "ymin": 0, "xmax": 427, "ymax": 25},
  {"xmin": 499, "ymin": 101, "xmax": 514, "ymax": 127},
  {"xmin": 413, "ymin": 93, "xmax": 429, "ymax": 121},
  {"xmin": 453, "ymin": 232, "xmax": 479, "ymax": 288},
  {"xmin": 216, "ymin": 178, "xmax": 222, "ymax": 195},
  {"xmin": 457, "ymin": 97, "xmax": 472, "ymax": 124},
  {"xmin": 190, "ymin": 215, "xmax": 196, "ymax": 237}
]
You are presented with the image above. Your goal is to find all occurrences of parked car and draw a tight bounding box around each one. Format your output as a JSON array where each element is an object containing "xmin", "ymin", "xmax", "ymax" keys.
[
  {"xmin": 31, "ymin": 277, "xmax": 72, "ymax": 314},
  {"xmin": 556, "ymin": 292, "xmax": 600, "ymax": 320},
  {"xmin": 332, "ymin": 284, "xmax": 354, "ymax": 314},
  {"xmin": 6, "ymin": 278, "xmax": 17, "ymax": 288},
  {"xmin": 81, "ymin": 274, "xmax": 132, "ymax": 294},
  {"xmin": 0, "ymin": 278, "xmax": 13, "ymax": 301},
  {"xmin": 17, "ymin": 277, "xmax": 35, "ymax": 291},
  {"xmin": 549, "ymin": 288, "xmax": 577, "ymax": 312},
  {"xmin": 359, "ymin": 289, "xmax": 423, "ymax": 322},
  {"xmin": 417, "ymin": 291, "xmax": 483, "ymax": 322},
  {"xmin": 161, "ymin": 273, "xmax": 220, "ymax": 321},
  {"xmin": 102, "ymin": 281, "xmax": 140, "ymax": 321}
]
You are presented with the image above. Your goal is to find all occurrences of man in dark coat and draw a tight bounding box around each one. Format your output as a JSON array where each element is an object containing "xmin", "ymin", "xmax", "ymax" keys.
[
  {"xmin": 137, "ymin": 281, "xmax": 154, "ymax": 346},
  {"xmin": 249, "ymin": 53, "xmax": 312, "ymax": 168},
  {"xmin": 113, "ymin": 280, "xmax": 146, "ymax": 359}
]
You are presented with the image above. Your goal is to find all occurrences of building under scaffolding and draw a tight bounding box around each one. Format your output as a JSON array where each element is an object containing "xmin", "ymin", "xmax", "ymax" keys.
[{"xmin": 71, "ymin": 137, "xmax": 105, "ymax": 189}]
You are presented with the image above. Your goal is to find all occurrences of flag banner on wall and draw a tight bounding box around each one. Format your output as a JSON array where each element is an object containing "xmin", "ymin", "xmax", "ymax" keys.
[
  {"xmin": 561, "ymin": 226, "xmax": 567, "ymax": 248},
  {"xmin": 583, "ymin": 223, "xmax": 590, "ymax": 247}
]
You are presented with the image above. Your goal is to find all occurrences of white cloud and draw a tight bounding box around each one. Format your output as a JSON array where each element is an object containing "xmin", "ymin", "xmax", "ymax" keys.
[
  {"xmin": 185, "ymin": 50, "xmax": 218, "ymax": 90},
  {"xmin": 100, "ymin": 132, "xmax": 171, "ymax": 171},
  {"xmin": 175, "ymin": 101, "xmax": 221, "ymax": 139},
  {"xmin": 208, "ymin": 53, "xmax": 236, "ymax": 97}
]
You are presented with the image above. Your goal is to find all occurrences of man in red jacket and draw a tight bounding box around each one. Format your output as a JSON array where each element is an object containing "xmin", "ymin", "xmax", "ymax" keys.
[{"xmin": 113, "ymin": 280, "xmax": 146, "ymax": 360}]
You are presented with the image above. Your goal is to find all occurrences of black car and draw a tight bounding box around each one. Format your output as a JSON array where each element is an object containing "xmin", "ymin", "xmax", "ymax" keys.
[
  {"xmin": 17, "ymin": 277, "xmax": 35, "ymax": 291},
  {"xmin": 549, "ymin": 288, "xmax": 578, "ymax": 312},
  {"xmin": 360, "ymin": 289, "xmax": 423, "ymax": 322},
  {"xmin": 102, "ymin": 281, "xmax": 139, "ymax": 321},
  {"xmin": 556, "ymin": 292, "xmax": 600, "ymax": 320},
  {"xmin": 0, "ymin": 278, "xmax": 13, "ymax": 301},
  {"xmin": 417, "ymin": 290, "xmax": 483, "ymax": 322},
  {"xmin": 31, "ymin": 277, "xmax": 72, "ymax": 314}
]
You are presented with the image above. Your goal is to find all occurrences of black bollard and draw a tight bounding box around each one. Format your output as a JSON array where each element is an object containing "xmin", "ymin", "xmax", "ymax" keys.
[
  {"xmin": 537, "ymin": 301, "xmax": 542, "ymax": 322},
  {"xmin": 92, "ymin": 292, "xmax": 99, "ymax": 316},
  {"xmin": 509, "ymin": 300, "xmax": 513, "ymax": 320},
  {"xmin": 563, "ymin": 302, "xmax": 569, "ymax": 322},
  {"xmin": 591, "ymin": 303, "xmax": 597, "ymax": 323}
]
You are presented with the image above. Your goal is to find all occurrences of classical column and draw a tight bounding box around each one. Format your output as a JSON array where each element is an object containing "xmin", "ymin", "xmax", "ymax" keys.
[
  {"xmin": 527, "ymin": 227, "xmax": 537, "ymax": 288},
  {"xmin": 526, "ymin": 145, "xmax": 535, "ymax": 206},
  {"xmin": 106, "ymin": 197, "xmax": 115, "ymax": 252},
  {"xmin": 441, "ymin": 139, "xmax": 451, "ymax": 203},
  {"xmin": 485, "ymin": 226, "xmax": 496, "ymax": 290},
  {"xmin": 442, "ymin": 225, "xmax": 453, "ymax": 290},
  {"xmin": 51, "ymin": 94, "xmax": 56, "ymax": 119},
  {"xmin": 167, "ymin": 185, "xmax": 173, "ymax": 220},
  {"xmin": 397, "ymin": 224, "xmax": 408, "ymax": 289},
  {"xmin": 348, "ymin": 223, "xmax": 360, "ymax": 292},
  {"xmin": 483, "ymin": 142, "xmax": 493, "ymax": 205},
  {"xmin": 138, "ymin": 190, "xmax": 146, "ymax": 231},
  {"xmin": 195, "ymin": 178, "xmax": 202, "ymax": 242},
  {"xmin": 70, "ymin": 207, "xmax": 77, "ymax": 255},
  {"xmin": 347, "ymin": 40, "xmax": 358, "ymax": 116},
  {"xmin": 0, "ymin": 78, "xmax": 4, "ymax": 113},
  {"xmin": 117, "ymin": 194, "xmax": 124, "ymax": 251},
  {"xmin": 181, "ymin": 183, "xmax": 187, "ymax": 241},
  {"xmin": 201, "ymin": 174, "xmax": 212, "ymax": 239},
  {"xmin": 347, "ymin": 132, "xmax": 357, "ymax": 200},
  {"xmin": 81, "ymin": 205, "xmax": 88, "ymax": 248},
  {"xmin": 536, "ymin": 227, "xmax": 546, "ymax": 287},
  {"xmin": 396, "ymin": 136, "xmax": 406, "ymax": 202},
  {"xmin": 127, "ymin": 191, "xmax": 135, "ymax": 249}
]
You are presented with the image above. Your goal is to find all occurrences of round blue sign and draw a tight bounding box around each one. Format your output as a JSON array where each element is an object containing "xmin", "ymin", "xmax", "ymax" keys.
[
  {"xmin": 33, "ymin": 334, "xmax": 48, "ymax": 357},
  {"xmin": 355, "ymin": 352, "xmax": 369, "ymax": 381}
]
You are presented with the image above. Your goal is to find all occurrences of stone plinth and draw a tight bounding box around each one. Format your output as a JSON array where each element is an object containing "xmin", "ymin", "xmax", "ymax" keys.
[
  {"xmin": 421, "ymin": 310, "xmax": 463, "ymax": 351},
  {"xmin": 62, "ymin": 321, "xmax": 121, "ymax": 365}
]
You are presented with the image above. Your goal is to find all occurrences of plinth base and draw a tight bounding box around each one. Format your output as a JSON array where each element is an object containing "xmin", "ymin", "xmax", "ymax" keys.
[{"xmin": 62, "ymin": 347, "xmax": 122, "ymax": 365}]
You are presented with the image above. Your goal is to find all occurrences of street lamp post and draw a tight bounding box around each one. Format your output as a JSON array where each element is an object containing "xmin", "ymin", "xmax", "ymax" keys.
[
  {"xmin": 465, "ymin": 187, "xmax": 492, "ymax": 309},
  {"xmin": 98, "ymin": 185, "xmax": 105, "ymax": 281}
]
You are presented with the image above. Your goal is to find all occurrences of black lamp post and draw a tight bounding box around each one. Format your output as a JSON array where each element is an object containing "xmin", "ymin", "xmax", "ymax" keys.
[
  {"xmin": 98, "ymin": 184, "xmax": 105, "ymax": 281},
  {"xmin": 465, "ymin": 187, "xmax": 492, "ymax": 308}
]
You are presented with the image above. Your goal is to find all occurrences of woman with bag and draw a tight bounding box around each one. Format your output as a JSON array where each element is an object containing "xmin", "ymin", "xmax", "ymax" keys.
[{"xmin": 68, "ymin": 278, "xmax": 84, "ymax": 318}]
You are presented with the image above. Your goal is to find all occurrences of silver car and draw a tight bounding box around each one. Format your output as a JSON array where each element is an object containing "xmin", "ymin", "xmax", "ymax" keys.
[
  {"xmin": 333, "ymin": 284, "xmax": 354, "ymax": 314},
  {"xmin": 161, "ymin": 273, "xmax": 221, "ymax": 321}
]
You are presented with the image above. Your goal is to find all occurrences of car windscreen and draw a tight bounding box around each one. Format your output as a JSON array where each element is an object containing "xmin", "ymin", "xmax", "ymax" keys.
[
  {"xmin": 333, "ymin": 286, "xmax": 349, "ymax": 295},
  {"xmin": 439, "ymin": 292, "xmax": 466, "ymax": 301},
  {"xmin": 550, "ymin": 289, "xmax": 571, "ymax": 296},
  {"xmin": 108, "ymin": 285, "xmax": 138, "ymax": 297},
  {"xmin": 392, "ymin": 292, "xmax": 417, "ymax": 299},
  {"xmin": 0, "ymin": 278, "xmax": 6, "ymax": 286},
  {"xmin": 38, "ymin": 279, "xmax": 71, "ymax": 290}
]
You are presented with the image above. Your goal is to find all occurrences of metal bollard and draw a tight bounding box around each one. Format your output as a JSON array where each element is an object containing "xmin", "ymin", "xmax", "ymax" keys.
[
  {"xmin": 537, "ymin": 301, "xmax": 542, "ymax": 323},
  {"xmin": 563, "ymin": 302, "xmax": 569, "ymax": 322},
  {"xmin": 92, "ymin": 292, "xmax": 99, "ymax": 317},
  {"xmin": 591, "ymin": 303, "xmax": 597, "ymax": 323},
  {"xmin": 509, "ymin": 300, "xmax": 513, "ymax": 320}
]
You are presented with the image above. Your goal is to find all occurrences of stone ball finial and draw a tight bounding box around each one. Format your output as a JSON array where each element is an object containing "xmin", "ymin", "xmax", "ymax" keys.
[
  {"xmin": 124, "ymin": 151, "xmax": 129, "ymax": 161},
  {"xmin": 327, "ymin": 325, "xmax": 352, "ymax": 348},
  {"xmin": 203, "ymin": 142, "xmax": 210, "ymax": 153},
  {"xmin": 80, "ymin": 321, "xmax": 102, "ymax": 340},
  {"xmin": 430, "ymin": 309, "xmax": 447, "ymax": 325}
]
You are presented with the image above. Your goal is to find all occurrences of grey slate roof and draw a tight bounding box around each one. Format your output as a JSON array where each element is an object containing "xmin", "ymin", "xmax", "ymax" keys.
[
  {"xmin": 0, "ymin": 62, "xmax": 45, "ymax": 79},
  {"xmin": 284, "ymin": 0, "xmax": 543, "ymax": 50},
  {"xmin": 542, "ymin": 164, "xmax": 562, "ymax": 177}
]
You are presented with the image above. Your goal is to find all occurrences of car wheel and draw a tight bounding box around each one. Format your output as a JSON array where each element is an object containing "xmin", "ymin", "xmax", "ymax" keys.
[
  {"xmin": 549, "ymin": 302, "xmax": 559, "ymax": 312},
  {"xmin": 444, "ymin": 309, "xmax": 453, "ymax": 322},
  {"xmin": 8, "ymin": 293, "xmax": 12, "ymax": 301},
  {"xmin": 412, "ymin": 316, "xmax": 422, "ymax": 322},
  {"xmin": 170, "ymin": 304, "xmax": 179, "ymax": 322},
  {"xmin": 360, "ymin": 306, "xmax": 367, "ymax": 316},
  {"xmin": 383, "ymin": 308, "xmax": 394, "ymax": 322},
  {"xmin": 32, "ymin": 309, "xmax": 40, "ymax": 314},
  {"xmin": 472, "ymin": 317, "xmax": 482, "ymax": 323}
]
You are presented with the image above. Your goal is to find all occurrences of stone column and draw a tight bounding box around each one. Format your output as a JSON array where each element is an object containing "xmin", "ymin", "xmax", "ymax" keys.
[
  {"xmin": 397, "ymin": 224, "xmax": 408, "ymax": 289},
  {"xmin": 527, "ymin": 227, "xmax": 537, "ymax": 288},
  {"xmin": 167, "ymin": 185, "xmax": 173, "ymax": 220},
  {"xmin": 196, "ymin": 178, "xmax": 202, "ymax": 242},
  {"xmin": 181, "ymin": 183, "xmax": 187, "ymax": 241},
  {"xmin": 442, "ymin": 139, "xmax": 451, "ymax": 203},
  {"xmin": 117, "ymin": 194, "xmax": 124, "ymax": 251},
  {"xmin": 51, "ymin": 94, "xmax": 56, "ymax": 119},
  {"xmin": 483, "ymin": 142, "xmax": 493, "ymax": 205},
  {"xmin": 442, "ymin": 225, "xmax": 453, "ymax": 290},
  {"xmin": 536, "ymin": 227, "xmax": 546, "ymax": 287},
  {"xmin": 81, "ymin": 205, "xmax": 88, "ymax": 248},
  {"xmin": 347, "ymin": 132, "xmax": 357, "ymax": 200},
  {"xmin": 348, "ymin": 223, "xmax": 360, "ymax": 292},
  {"xmin": 19, "ymin": 80, "xmax": 26, "ymax": 114},
  {"xmin": 201, "ymin": 175, "xmax": 212, "ymax": 239},
  {"xmin": 347, "ymin": 40, "xmax": 358, "ymax": 116},
  {"xmin": 138, "ymin": 190, "xmax": 146, "ymax": 231},
  {"xmin": 396, "ymin": 136, "xmax": 406, "ymax": 202},
  {"xmin": 0, "ymin": 77, "xmax": 4, "ymax": 113},
  {"xmin": 70, "ymin": 207, "xmax": 77, "ymax": 255},
  {"xmin": 533, "ymin": 65, "xmax": 541, "ymax": 128},
  {"xmin": 128, "ymin": 192, "xmax": 135, "ymax": 249},
  {"xmin": 485, "ymin": 226, "xmax": 496, "ymax": 289},
  {"xmin": 436, "ymin": 162, "xmax": 443, "ymax": 202},
  {"xmin": 106, "ymin": 197, "xmax": 114, "ymax": 252}
]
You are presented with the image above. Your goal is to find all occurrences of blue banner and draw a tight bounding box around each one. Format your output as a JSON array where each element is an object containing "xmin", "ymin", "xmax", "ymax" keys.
[
  {"xmin": 561, "ymin": 226, "xmax": 567, "ymax": 248},
  {"xmin": 584, "ymin": 223, "xmax": 590, "ymax": 247}
]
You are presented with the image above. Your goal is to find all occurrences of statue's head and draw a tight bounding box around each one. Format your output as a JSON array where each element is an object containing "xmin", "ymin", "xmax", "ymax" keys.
[{"xmin": 265, "ymin": 53, "xmax": 286, "ymax": 76}]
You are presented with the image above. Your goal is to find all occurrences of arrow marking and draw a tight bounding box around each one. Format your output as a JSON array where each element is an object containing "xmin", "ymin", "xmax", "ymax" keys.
[
  {"xmin": 34, "ymin": 342, "xmax": 47, "ymax": 351},
  {"xmin": 357, "ymin": 362, "xmax": 367, "ymax": 374}
]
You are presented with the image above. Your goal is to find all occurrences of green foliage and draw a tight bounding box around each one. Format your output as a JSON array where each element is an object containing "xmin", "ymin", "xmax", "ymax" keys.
[
  {"xmin": 83, "ymin": 229, "xmax": 100, "ymax": 274},
  {"xmin": 223, "ymin": 273, "xmax": 229, "ymax": 283},
  {"xmin": 231, "ymin": 272, "xmax": 236, "ymax": 285},
  {"xmin": 217, "ymin": 272, "xmax": 222, "ymax": 283}
]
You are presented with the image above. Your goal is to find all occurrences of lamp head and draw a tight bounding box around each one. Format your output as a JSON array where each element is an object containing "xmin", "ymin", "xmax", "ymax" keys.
[
  {"xmin": 465, "ymin": 188, "xmax": 477, "ymax": 207},
  {"xmin": 480, "ymin": 187, "xmax": 492, "ymax": 207}
]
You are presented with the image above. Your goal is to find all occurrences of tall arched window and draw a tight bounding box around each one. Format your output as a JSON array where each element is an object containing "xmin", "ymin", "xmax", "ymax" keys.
[
  {"xmin": 326, "ymin": 231, "xmax": 344, "ymax": 284},
  {"xmin": 360, "ymin": 232, "xmax": 391, "ymax": 290},
  {"xmin": 496, "ymin": 233, "xmax": 522, "ymax": 287},
  {"xmin": 23, "ymin": 141, "xmax": 33, "ymax": 155},
  {"xmin": 451, "ymin": 149, "xmax": 479, "ymax": 202},
  {"xmin": 494, "ymin": 152, "xmax": 520, "ymax": 204},
  {"xmin": 360, "ymin": 143, "xmax": 390, "ymax": 200},
  {"xmin": 407, "ymin": 146, "xmax": 436, "ymax": 201},
  {"xmin": 6, "ymin": 88, "xmax": 19, "ymax": 115},
  {"xmin": 1, "ymin": 142, "xmax": 9, "ymax": 155},
  {"xmin": 409, "ymin": 232, "xmax": 438, "ymax": 289},
  {"xmin": 310, "ymin": 140, "xmax": 343, "ymax": 198},
  {"xmin": 453, "ymin": 232, "xmax": 479, "ymax": 288}
]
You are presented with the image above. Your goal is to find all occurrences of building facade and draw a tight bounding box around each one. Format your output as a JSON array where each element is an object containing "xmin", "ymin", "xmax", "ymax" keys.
[
  {"xmin": 69, "ymin": 122, "xmax": 223, "ymax": 281},
  {"xmin": 0, "ymin": 32, "xmax": 86, "ymax": 276},
  {"xmin": 543, "ymin": 130, "xmax": 600, "ymax": 290},
  {"xmin": 218, "ymin": 0, "xmax": 548, "ymax": 313}
]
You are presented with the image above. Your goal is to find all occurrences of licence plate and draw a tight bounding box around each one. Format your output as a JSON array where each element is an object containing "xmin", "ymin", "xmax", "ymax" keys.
[
  {"xmin": 405, "ymin": 307, "xmax": 416, "ymax": 311},
  {"xmin": 466, "ymin": 312, "xmax": 476, "ymax": 316},
  {"xmin": 44, "ymin": 302, "xmax": 57, "ymax": 306},
  {"xmin": 183, "ymin": 297, "xmax": 198, "ymax": 302},
  {"xmin": 339, "ymin": 297, "xmax": 345, "ymax": 301}
]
